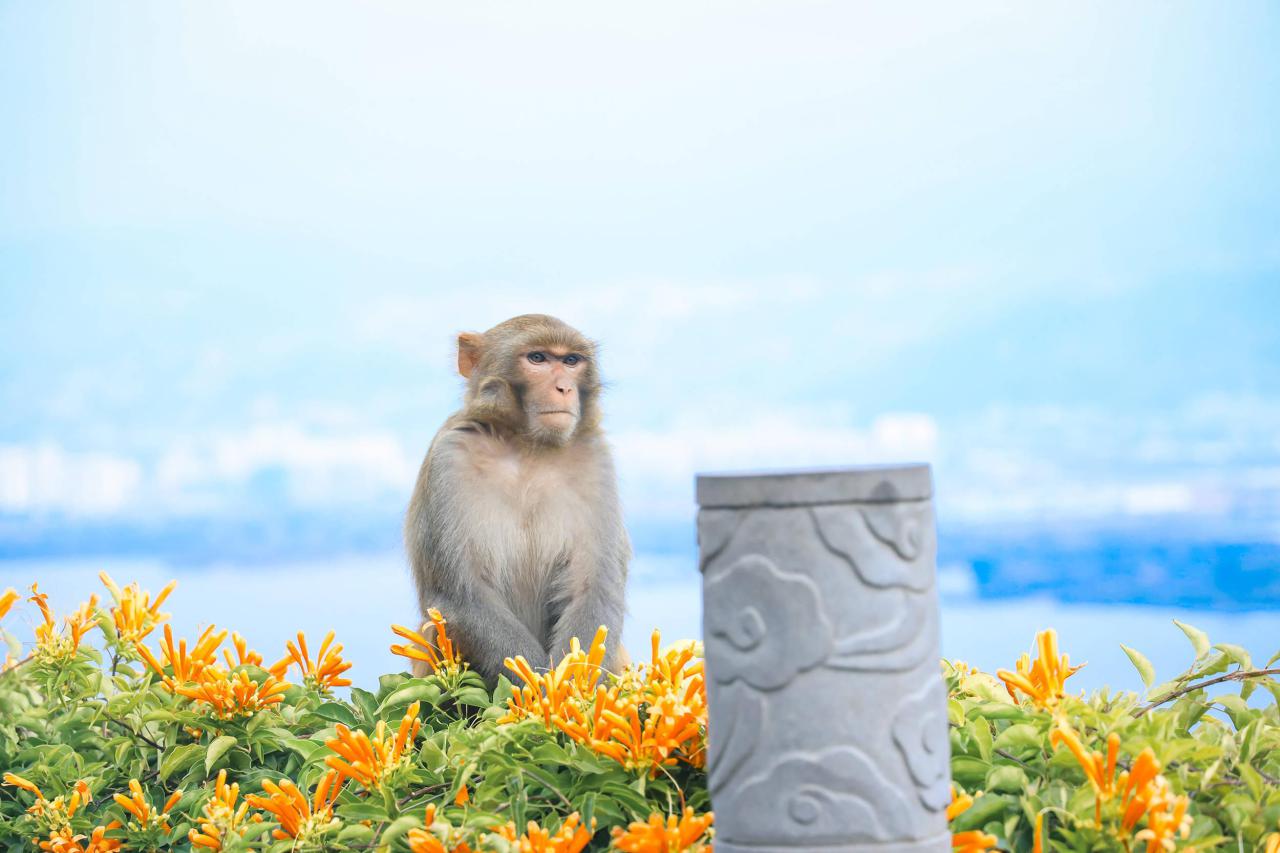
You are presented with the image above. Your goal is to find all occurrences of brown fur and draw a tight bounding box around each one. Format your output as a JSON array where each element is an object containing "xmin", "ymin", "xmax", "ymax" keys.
[{"xmin": 404, "ymin": 315, "xmax": 630, "ymax": 683}]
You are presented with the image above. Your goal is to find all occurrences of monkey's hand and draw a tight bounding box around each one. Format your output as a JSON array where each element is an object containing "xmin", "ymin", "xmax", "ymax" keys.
[
  {"xmin": 429, "ymin": 588, "xmax": 550, "ymax": 685},
  {"xmin": 550, "ymin": 586, "xmax": 626, "ymax": 678}
]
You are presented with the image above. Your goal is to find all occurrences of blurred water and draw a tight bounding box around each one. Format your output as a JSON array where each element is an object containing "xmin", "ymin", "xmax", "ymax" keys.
[{"xmin": 2, "ymin": 554, "xmax": 1275, "ymax": 695}]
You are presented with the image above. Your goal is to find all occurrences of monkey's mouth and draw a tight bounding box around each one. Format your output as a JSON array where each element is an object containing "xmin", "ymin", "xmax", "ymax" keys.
[{"xmin": 535, "ymin": 409, "xmax": 578, "ymax": 417}]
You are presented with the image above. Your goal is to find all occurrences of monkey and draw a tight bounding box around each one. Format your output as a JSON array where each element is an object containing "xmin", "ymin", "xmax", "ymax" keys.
[{"xmin": 404, "ymin": 314, "xmax": 630, "ymax": 685}]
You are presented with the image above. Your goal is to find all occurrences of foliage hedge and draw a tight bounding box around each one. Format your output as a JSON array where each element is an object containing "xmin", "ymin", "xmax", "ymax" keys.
[{"xmin": 0, "ymin": 576, "xmax": 1277, "ymax": 852}]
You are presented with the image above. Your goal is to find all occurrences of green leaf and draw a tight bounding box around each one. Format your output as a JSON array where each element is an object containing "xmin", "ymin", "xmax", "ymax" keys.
[
  {"xmin": 1238, "ymin": 718, "xmax": 1260, "ymax": 764},
  {"xmin": 337, "ymin": 800, "xmax": 389, "ymax": 822},
  {"xmin": 993, "ymin": 723, "xmax": 1042, "ymax": 754},
  {"xmin": 377, "ymin": 672, "xmax": 410, "ymax": 696},
  {"xmin": 1196, "ymin": 651, "xmax": 1231, "ymax": 678},
  {"xmin": 349, "ymin": 688, "xmax": 378, "ymax": 724},
  {"xmin": 1173, "ymin": 620, "xmax": 1211, "ymax": 659},
  {"xmin": 951, "ymin": 756, "xmax": 990, "ymax": 788},
  {"xmin": 375, "ymin": 682, "xmax": 441, "ymax": 718},
  {"xmin": 492, "ymin": 675, "xmax": 515, "ymax": 706},
  {"xmin": 985, "ymin": 764, "xmax": 1028, "ymax": 794},
  {"xmin": 205, "ymin": 735, "xmax": 238, "ymax": 775},
  {"xmin": 159, "ymin": 743, "xmax": 204, "ymax": 782},
  {"xmin": 279, "ymin": 737, "xmax": 329, "ymax": 765},
  {"xmin": 418, "ymin": 739, "xmax": 448, "ymax": 773},
  {"xmin": 379, "ymin": 815, "xmax": 422, "ymax": 847},
  {"xmin": 310, "ymin": 702, "xmax": 359, "ymax": 727},
  {"xmin": 1239, "ymin": 764, "xmax": 1264, "ymax": 801},
  {"xmin": 1213, "ymin": 643, "xmax": 1253, "ymax": 671},
  {"xmin": 452, "ymin": 686, "xmax": 492, "ymax": 708},
  {"xmin": 1214, "ymin": 695, "xmax": 1253, "ymax": 730},
  {"xmin": 950, "ymin": 793, "xmax": 1011, "ymax": 832},
  {"xmin": 968, "ymin": 702, "xmax": 1027, "ymax": 721},
  {"xmin": 1121, "ymin": 644, "xmax": 1156, "ymax": 690},
  {"xmin": 142, "ymin": 709, "xmax": 179, "ymax": 723},
  {"xmin": 1198, "ymin": 758, "xmax": 1223, "ymax": 791},
  {"xmin": 336, "ymin": 825, "xmax": 375, "ymax": 844}
]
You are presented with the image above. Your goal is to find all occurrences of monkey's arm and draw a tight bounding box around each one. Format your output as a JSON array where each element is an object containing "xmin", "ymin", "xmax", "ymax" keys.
[
  {"xmin": 549, "ymin": 518, "xmax": 631, "ymax": 675},
  {"xmin": 425, "ymin": 584, "xmax": 551, "ymax": 682},
  {"xmin": 411, "ymin": 535, "xmax": 550, "ymax": 682},
  {"xmin": 406, "ymin": 432, "xmax": 550, "ymax": 683}
]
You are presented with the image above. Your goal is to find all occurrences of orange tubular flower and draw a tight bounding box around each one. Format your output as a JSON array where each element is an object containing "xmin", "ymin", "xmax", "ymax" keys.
[
  {"xmin": 996, "ymin": 629, "xmax": 1084, "ymax": 710},
  {"xmin": 222, "ymin": 632, "xmax": 263, "ymax": 669},
  {"xmin": 1051, "ymin": 730, "xmax": 1192, "ymax": 848},
  {"xmin": 29, "ymin": 585, "xmax": 99, "ymax": 660},
  {"xmin": 952, "ymin": 830, "xmax": 999, "ymax": 853},
  {"xmin": 611, "ymin": 808, "xmax": 714, "ymax": 853},
  {"xmin": 112, "ymin": 779, "xmax": 181, "ymax": 832},
  {"xmin": 1135, "ymin": 789, "xmax": 1191, "ymax": 853},
  {"xmin": 3, "ymin": 772, "xmax": 45, "ymax": 800},
  {"xmin": 0, "ymin": 587, "xmax": 18, "ymax": 620},
  {"xmin": 1053, "ymin": 727, "xmax": 1119, "ymax": 793},
  {"xmin": 504, "ymin": 629, "xmax": 707, "ymax": 775},
  {"xmin": 245, "ymin": 770, "xmax": 343, "ymax": 841},
  {"xmin": 946, "ymin": 786, "xmax": 974, "ymax": 822},
  {"xmin": 174, "ymin": 667, "xmax": 290, "ymax": 719},
  {"xmin": 189, "ymin": 770, "xmax": 250, "ymax": 851},
  {"xmin": 1120, "ymin": 751, "xmax": 1190, "ymax": 851},
  {"xmin": 272, "ymin": 630, "xmax": 353, "ymax": 690},
  {"xmin": 1051, "ymin": 726, "xmax": 1120, "ymax": 826},
  {"xmin": 324, "ymin": 701, "xmax": 422, "ymax": 791},
  {"xmin": 137, "ymin": 623, "xmax": 227, "ymax": 689},
  {"xmin": 36, "ymin": 823, "xmax": 124, "ymax": 853},
  {"xmin": 2, "ymin": 774, "xmax": 91, "ymax": 825},
  {"xmin": 408, "ymin": 803, "xmax": 475, "ymax": 853},
  {"xmin": 498, "ymin": 813, "xmax": 594, "ymax": 853},
  {"xmin": 98, "ymin": 572, "xmax": 176, "ymax": 644},
  {"xmin": 391, "ymin": 609, "xmax": 464, "ymax": 676},
  {"xmin": 946, "ymin": 786, "xmax": 998, "ymax": 853}
]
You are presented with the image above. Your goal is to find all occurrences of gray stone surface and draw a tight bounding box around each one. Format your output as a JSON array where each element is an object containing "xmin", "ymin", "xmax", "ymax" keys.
[
  {"xmin": 697, "ymin": 465, "xmax": 950, "ymax": 853},
  {"xmin": 697, "ymin": 464, "xmax": 933, "ymax": 508}
]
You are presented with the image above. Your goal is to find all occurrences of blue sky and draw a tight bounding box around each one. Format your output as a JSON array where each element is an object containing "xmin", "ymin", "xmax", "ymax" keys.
[{"xmin": 2, "ymin": 3, "xmax": 1278, "ymax": 557}]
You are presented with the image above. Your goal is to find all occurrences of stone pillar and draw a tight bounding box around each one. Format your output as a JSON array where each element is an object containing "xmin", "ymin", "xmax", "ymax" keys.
[{"xmin": 697, "ymin": 466, "xmax": 949, "ymax": 853}]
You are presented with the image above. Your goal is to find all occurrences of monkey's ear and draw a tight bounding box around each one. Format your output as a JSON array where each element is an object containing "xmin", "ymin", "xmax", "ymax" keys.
[{"xmin": 457, "ymin": 332, "xmax": 485, "ymax": 378}]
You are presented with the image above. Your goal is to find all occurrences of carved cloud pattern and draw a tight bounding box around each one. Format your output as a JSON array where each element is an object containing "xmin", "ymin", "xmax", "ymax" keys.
[
  {"xmin": 891, "ymin": 677, "xmax": 952, "ymax": 812},
  {"xmin": 703, "ymin": 554, "xmax": 832, "ymax": 690},
  {"xmin": 810, "ymin": 503, "xmax": 935, "ymax": 592},
  {"xmin": 724, "ymin": 746, "xmax": 916, "ymax": 844},
  {"xmin": 705, "ymin": 682, "xmax": 765, "ymax": 796}
]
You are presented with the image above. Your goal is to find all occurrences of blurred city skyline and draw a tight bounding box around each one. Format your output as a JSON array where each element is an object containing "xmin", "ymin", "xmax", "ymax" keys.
[{"xmin": 2, "ymin": 3, "xmax": 1278, "ymax": 576}]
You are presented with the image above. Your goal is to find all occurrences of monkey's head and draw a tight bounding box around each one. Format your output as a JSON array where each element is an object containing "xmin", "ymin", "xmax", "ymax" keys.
[{"xmin": 456, "ymin": 314, "xmax": 602, "ymax": 446}]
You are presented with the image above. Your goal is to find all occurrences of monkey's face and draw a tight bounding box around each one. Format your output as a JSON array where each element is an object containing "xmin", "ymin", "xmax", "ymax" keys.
[
  {"xmin": 517, "ymin": 346, "xmax": 587, "ymax": 445},
  {"xmin": 456, "ymin": 316, "xmax": 602, "ymax": 446}
]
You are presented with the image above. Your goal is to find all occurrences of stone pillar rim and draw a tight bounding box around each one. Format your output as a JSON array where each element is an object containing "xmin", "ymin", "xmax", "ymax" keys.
[{"xmin": 696, "ymin": 463, "xmax": 933, "ymax": 509}]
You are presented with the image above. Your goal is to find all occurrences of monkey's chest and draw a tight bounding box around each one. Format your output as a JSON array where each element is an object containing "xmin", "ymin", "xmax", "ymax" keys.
[{"xmin": 462, "ymin": 467, "xmax": 593, "ymax": 591}]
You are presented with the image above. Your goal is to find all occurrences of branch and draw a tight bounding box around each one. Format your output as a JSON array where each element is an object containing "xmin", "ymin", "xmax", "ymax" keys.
[
  {"xmin": 397, "ymin": 783, "xmax": 447, "ymax": 808},
  {"xmin": 1132, "ymin": 667, "xmax": 1280, "ymax": 717},
  {"xmin": 101, "ymin": 712, "xmax": 164, "ymax": 750},
  {"xmin": 994, "ymin": 748, "xmax": 1035, "ymax": 770},
  {"xmin": 0, "ymin": 653, "xmax": 35, "ymax": 677}
]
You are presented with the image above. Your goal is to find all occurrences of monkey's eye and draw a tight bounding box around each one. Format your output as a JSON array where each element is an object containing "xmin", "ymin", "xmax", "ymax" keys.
[
  {"xmin": 562, "ymin": 354, "xmax": 582, "ymax": 366},
  {"xmin": 527, "ymin": 352, "xmax": 547, "ymax": 364}
]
